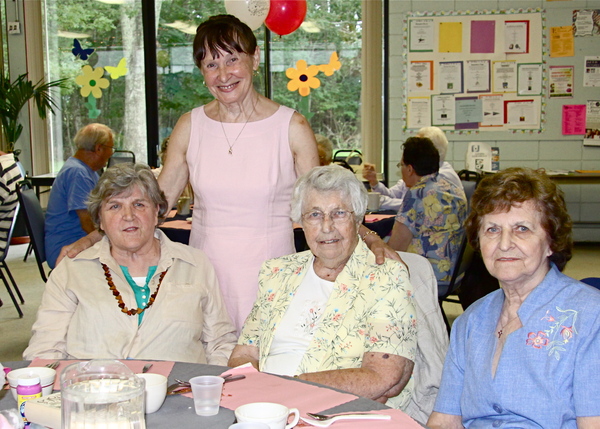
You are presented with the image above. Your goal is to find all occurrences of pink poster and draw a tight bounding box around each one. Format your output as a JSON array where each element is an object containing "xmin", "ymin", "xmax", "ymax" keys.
[
  {"xmin": 562, "ymin": 104, "xmax": 586, "ymax": 135},
  {"xmin": 471, "ymin": 21, "xmax": 495, "ymax": 53}
]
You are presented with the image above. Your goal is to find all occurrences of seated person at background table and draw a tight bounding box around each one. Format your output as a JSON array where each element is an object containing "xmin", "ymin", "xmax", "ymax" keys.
[
  {"xmin": 315, "ymin": 134, "xmax": 333, "ymax": 166},
  {"xmin": 388, "ymin": 137, "xmax": 467, "ymax": 285},
  {"xmin": 24, "ymin": 163, "xmax": 236, "ymax": 365},
  {"xmin": 0, "ymin": 151, "xmax": 22, "ymax": 255},
  {"xmin": 229, "ymin": 165, "xmax": 417, "ymax": 410},
  {"xmin": 363, "ymin": 126, "xmax": 462, "ymax": 212},
  {"xmin": 428, "ymin": 167, "xmax": 600, "ymax": 429},
  {"xmin": 45, "ymin": 123, "xmax": 114, "ymax": 269},
  {"xmin": 0, "ymin": 151, "xmax": 22, "ymax": 308}
]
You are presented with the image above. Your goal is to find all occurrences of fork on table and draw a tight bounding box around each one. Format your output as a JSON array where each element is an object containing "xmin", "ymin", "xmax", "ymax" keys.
[{"xmin": 45, "ymin": 360, "xmax": 60, "ymax": 370}]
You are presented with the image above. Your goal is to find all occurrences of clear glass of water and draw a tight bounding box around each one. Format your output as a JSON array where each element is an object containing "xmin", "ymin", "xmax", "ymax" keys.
[
  {"xmin": 61, "ymin": 360, "xmax": 146, "ymax": 429},
  {"xmin": 189, "ymin": 375, "xmax": 224, "ymax": 416}
]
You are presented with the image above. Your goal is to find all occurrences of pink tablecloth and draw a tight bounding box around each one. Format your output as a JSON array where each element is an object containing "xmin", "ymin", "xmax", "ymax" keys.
[{"xmin": 29, "ymin": 358, "xmax": 175, "ymax": 391}]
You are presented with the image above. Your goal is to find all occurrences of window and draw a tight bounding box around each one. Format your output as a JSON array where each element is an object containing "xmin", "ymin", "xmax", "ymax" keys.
[
  {"xmin": 43, "ymin": 0, "xmax": 369, "ymax": 171},
  {"xmin": 44, "ymin": 0, "xmax": 146, "ymax": 171}
]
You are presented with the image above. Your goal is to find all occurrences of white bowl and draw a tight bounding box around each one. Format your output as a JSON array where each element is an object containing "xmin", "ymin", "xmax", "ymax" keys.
[
  {"xmin": 7, "ymin": 367, "xmax": 56, "ymax": 400},
  {"xmin": 136, "ymin": 373, "xmax": 167, "ymax": 413}
]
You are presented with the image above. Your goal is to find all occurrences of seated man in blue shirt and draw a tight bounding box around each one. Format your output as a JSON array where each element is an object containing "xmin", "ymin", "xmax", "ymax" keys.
[
  {"xmin": 388, "ymin": 137, "xmax": 467, "ymax": 284},
  {"xmin": 45, "ymin": 123, "xmax": 114, "ymax": 268}
]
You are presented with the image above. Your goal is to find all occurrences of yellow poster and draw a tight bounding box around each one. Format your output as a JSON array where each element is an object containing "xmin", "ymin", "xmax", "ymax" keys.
[
  {"xmin": 550, "ymin": 26, "xmax": 574, "ymax": 57},
  {"xmin": 439, "ymin": 22, "xmax": 463, "ymax": 53}
]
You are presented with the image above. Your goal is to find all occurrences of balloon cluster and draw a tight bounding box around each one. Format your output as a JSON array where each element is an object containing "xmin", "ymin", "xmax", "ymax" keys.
[{"xmin": 225, "ymin": 0, "xmax": 307, "ymax": 36}]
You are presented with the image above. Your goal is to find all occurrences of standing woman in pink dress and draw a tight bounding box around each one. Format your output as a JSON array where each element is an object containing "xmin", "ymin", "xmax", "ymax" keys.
[{"xmin": 59, "ymin": 15, "xmax": 397, "ymax": 332}]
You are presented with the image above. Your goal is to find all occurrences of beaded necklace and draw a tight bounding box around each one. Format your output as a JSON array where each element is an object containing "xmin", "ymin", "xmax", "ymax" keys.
[{"xmin": 101, "ymin": 263, "xmax": 168, "ymax": 316}]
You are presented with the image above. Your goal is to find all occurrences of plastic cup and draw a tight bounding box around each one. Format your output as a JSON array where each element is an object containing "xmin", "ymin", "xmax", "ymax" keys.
[{"xmin": 189, "ymin": 375, "xmax": 224, "ymax": 416}]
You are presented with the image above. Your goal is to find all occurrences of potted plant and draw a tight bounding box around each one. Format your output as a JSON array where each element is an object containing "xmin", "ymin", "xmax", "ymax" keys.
[{"xmin": 0, "ymin": 72, "xmax": 67, "ymax": 156}]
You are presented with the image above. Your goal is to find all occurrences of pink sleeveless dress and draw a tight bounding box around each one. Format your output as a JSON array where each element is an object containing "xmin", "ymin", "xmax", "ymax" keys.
[{"xmin": 186, "ymin": 105, "xmax": 297, "ymax": 331}]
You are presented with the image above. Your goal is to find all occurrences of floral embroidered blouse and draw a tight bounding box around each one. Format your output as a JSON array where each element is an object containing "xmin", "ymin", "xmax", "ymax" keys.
[
  {"xmin": 433, "ymin": 265, "xmax": 600, "ymax": 428},
  {"xmin": 238, "ymin": 240, "xmax": 418, "ymax": 411},
  {"xmin": 395, "ymin": 172, "xmax": 467, "ymax": 284}
]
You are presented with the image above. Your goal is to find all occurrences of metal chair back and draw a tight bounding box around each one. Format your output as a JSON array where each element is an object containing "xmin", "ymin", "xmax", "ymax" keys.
[{"xmin": 16, "ymin": 181, "xmax": 48, "ymax": 282}]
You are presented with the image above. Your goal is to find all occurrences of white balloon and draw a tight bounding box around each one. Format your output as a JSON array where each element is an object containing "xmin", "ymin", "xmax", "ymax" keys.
[{"xmin": 224, "ymin": 0, "xmax": 270, "ymax": 31}]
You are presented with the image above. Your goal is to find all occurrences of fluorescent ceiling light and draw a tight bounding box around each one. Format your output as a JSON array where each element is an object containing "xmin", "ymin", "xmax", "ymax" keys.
[
  {"xmin": 301, "ymin": 21, "xmax": 320, "ymax": 33},
  {"xmin": 96, "ymin": 0, "xmax": 126, "ymax": 4},
  {"xmin": 164, "ymin": 20, "xmax": 197, "ymax": 35}
]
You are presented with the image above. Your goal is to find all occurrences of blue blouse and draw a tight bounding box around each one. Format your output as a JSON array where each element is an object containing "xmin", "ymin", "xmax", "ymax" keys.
[{"xmin": 434, "ymin": 265, "xmax": 600, "ymax": 428}]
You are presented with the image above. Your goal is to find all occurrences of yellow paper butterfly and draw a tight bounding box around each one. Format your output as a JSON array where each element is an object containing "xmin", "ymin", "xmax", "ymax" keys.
[
  {"xmin": 318, "ymin": 52, "xmax": 341, "ymax": 76},
  {"xmin": 105, "ymin": 58, "xmax": 128, "ymax": 80}
]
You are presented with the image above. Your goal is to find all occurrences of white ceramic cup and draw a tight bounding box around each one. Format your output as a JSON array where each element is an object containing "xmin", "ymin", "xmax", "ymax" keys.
[
  {"xmin": 367, "ymin": 192, "xmax": 381, "ymax": 211},
  {"xmin": 136, "ymin": 373, "xmax": 167, "ymax": 414},
  {"xmin": 189, "ymin": 375, "xmax": 225, "ymax": 416},
  {"xmin": 229, "ymin": 423, "xmax": 270, "ymax": 429},
  {"xmin": 235, "ymin": 402, "xmax": 300, "ymax": 429}
]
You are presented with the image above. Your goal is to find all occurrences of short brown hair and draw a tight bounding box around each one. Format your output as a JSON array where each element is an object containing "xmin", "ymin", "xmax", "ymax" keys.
[
  {"xmin": 193, "ymin": 14, "xmax": 257, "ymax": 68},
  {"xmin": 465, "ymin": 167, "xmax": 572, "ymax": 270}
]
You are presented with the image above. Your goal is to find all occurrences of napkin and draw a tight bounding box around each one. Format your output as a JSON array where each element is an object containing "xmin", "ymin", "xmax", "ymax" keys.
[
  {"xmin": 30, "ymin": 358, "xmax": 175, "ymax": 391},
  {"xmin": 296, "ymin": 409, "xmax": 423, "ymax": 428},
  {"xmin": 182, "ymin": 364, "xmax": 358, "ymax": 418}
]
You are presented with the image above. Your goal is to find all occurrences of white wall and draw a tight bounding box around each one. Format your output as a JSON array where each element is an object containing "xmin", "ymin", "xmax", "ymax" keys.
[{"xmin": 388, "ymin": 0, "xmax": 600, "ymax": 241}]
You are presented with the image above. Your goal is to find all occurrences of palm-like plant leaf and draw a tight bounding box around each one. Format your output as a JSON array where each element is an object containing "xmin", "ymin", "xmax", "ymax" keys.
[{"xmin": 0, "ymin": 73, "xmax": 67, "ymax": 150}]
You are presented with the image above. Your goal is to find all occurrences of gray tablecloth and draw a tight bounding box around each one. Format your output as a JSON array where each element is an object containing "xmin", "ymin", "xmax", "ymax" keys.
[{"xmin": 1, "ymin": 361, "xmax": 389, "ymax": 428}]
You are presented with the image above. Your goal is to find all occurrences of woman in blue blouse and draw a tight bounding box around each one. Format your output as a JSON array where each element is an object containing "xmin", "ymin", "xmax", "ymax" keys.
[{"xmin": 428, "ymin": 167, "xmax": 600, "ymax": 429}]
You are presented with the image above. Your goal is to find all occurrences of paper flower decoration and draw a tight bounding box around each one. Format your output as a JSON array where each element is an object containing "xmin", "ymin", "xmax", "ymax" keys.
[
  {"xmin": 75, "ymin": 65, "xmax": 110, "ymax": 98},
  {"xmin": 286, "ymin": 60, "xmax": 320, "ymax": 96},
  {"xmin": 319, "ymin": 52, "xmax": 342, "ymax": 76}
]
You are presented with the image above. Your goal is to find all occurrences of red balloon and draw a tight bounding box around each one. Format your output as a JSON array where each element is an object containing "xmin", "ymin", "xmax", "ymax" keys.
[{"xmin": 265, "ymin": 0, "xmax": 307, "ymax": 36}]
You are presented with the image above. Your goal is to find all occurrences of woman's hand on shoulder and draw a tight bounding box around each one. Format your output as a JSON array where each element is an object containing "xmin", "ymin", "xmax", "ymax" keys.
[
  {"xmin": 55, "ymin": 230, "xmax": 103, "ymax": 265},
  {"xmin": 359, "ymin": 225, "xmax": 402, "ymax": 265},
  {"xmin": 289, "ymin": 112, "xmax": 319, "ymax": 176}
]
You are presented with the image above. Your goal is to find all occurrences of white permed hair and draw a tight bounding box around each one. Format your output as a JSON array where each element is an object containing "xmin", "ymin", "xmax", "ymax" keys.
[
  {"xmin": 290, "ymin": 165, "xmax": 368, "ymax": 224},
  {"xmin": 418, "ymin": 126, "xmax": 448, "ymax": 164}
]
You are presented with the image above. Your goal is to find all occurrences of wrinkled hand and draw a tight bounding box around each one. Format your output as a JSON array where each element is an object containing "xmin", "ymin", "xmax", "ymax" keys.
[
  {"xmin": 370, "ymin": 239, "xmax": 402, "ymax": 265},
  {"xmin": 362, "ymin": 163, "xmax": 378, "ymax": 187},
  {"xmin": 361, "ymin": 228, "xmax": 402, "ymax": 265},
  {"xmin": 55, "ymin": 231, "xmax": 101, "ymax": 266}
]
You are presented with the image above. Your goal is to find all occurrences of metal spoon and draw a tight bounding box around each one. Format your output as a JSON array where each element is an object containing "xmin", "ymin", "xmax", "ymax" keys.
[
  {"xmin": 141, "ymin": 363, "xmax": 153, "ymax": 373},
  {"xmin": 306, "ymin": 412, "xmax": 389, "ymax": 421},
  {"xmin": 300, "ymin": 413, "xmax": 391, "ymax": 427}
]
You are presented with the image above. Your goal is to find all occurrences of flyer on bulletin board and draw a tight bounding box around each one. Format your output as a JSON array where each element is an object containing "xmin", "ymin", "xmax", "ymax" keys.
[
  {"xmin": 549, "ymin": 66, "xmax": 574, "ymax": 98},
  {"xmin": 584, "ymin": 100, "xmax": 600, "ymax": 145},
  {"xmin": 562, "ymin": 105, "xmax": 586, "ymax": 135},
  {"xmin": 583, "ymin": 56, "xmax": 600, "ymax": 87}
]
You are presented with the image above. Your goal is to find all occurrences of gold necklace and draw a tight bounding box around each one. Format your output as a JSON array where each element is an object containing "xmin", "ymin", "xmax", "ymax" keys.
[
  {"xmin": 218, "ymin": 97, "xmax": 258, "ymax": 155},
  {"xmin": 101, "ymin": 263, "xmax": 168, "ymax": 316}
]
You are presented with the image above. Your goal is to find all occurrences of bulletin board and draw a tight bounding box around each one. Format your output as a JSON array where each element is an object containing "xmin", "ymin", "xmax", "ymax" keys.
[{"xmin": 403, "ymin": 8, "xmax": 545, "ymax": 133}]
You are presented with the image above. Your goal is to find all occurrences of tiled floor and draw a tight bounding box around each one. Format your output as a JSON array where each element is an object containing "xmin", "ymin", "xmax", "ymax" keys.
[{"xmin": 1, "ymin": 242, "xmax": 600, "ymax": 363}]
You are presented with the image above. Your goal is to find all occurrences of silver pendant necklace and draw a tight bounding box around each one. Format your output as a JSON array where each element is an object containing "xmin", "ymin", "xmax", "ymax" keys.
[{"xmin": 218, "ymin": 97, "xmax": 258, "ymax": 155}]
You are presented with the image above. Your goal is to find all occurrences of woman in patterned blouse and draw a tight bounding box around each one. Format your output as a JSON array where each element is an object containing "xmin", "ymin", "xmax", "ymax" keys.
[{"xmin": 229, "ymin": 165, "xmax": 418, "ymax": 411}]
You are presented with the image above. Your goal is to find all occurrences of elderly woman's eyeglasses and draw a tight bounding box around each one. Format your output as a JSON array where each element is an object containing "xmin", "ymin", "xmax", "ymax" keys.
[{"xmin": 302, "ymin": 210, "xmax": 354, "ymax": 225}]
